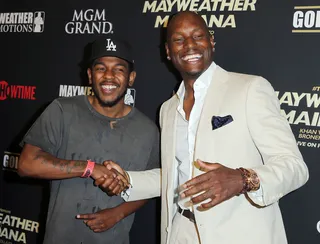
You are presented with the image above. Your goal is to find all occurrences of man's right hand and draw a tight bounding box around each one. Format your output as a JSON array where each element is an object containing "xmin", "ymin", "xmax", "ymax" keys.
[
  {"xmin": 93, "ymin": 161, "xmax": 130, "ymax": 196},
  {"xmin": 91, "ymin": 163, "xmax": 116, "ymax": 180}
]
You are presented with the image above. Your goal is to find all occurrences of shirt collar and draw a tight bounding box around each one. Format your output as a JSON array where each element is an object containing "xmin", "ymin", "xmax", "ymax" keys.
[{"xmin": 176, "ymin": 61, "xmax": 217, "ymax": 101}]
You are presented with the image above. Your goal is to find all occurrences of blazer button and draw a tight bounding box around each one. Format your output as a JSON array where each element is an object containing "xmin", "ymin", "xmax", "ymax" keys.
[{"xmin": 166, "ymin": 227, "xmax": 169, "ymax": 232}]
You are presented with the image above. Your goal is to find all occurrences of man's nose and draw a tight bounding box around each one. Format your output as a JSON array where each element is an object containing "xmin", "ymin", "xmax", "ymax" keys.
[
  {"xmin": 184, "ymin": 37, "xmax": 196, "ymax": 48},
  {"xmin": 103, "ymin": 69, "xmax": 114, "ymax": 80}
]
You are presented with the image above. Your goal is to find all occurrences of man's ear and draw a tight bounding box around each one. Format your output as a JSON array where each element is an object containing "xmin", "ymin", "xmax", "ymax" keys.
[
  {"xmin": 210, "ymin": 35, "xmax": 215, "ymax": 50},
  {"xmin": 87, "ymin": 68, "xmax": 92, "ymax": 84},
  {"xmin": 165, "ymin": 42, "xmax": 171, "ymax": 60},
  {"xmin": 128, "ymin": 71, "xmax": 136, "ymax": 87}
]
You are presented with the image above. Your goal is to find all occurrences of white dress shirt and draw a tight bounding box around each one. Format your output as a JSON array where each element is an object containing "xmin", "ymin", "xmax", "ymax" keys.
[{"xmin": 175, "ymin": 62, "xmax": 216, "ymax": 210}]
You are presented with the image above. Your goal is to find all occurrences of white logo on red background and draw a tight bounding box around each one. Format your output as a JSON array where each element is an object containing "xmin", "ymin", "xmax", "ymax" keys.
[{"xmin": 0, "ymin": 80, "xmax": 36, "ymax": 100}]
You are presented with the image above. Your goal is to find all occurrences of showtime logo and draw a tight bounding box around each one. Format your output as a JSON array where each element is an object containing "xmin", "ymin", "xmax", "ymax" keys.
[
  {"xmin": 0, "ymin": 11, "xmax": 45, "ymax": 33},
  {"xmin": 0, "ymin": 80, "xmax": 36, "ymax": 100},
  {"xmin": 65, "ymin": 9, "xmax": 113, "ymax": 34}
]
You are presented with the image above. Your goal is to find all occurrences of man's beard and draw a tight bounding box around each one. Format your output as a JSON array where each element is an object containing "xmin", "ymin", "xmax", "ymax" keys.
[
  {"xmin": 185, "ymin": 71, "xmax": 202, "ymax": 79},
  {"xmin": 92, "ymin": 82, "xmax": 128, "ymax": 108}
]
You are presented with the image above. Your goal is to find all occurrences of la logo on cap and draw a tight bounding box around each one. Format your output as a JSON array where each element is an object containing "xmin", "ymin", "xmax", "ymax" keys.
[{"xmin": 106, "ymin": 38, "xmax": 116, "ymax": 51}]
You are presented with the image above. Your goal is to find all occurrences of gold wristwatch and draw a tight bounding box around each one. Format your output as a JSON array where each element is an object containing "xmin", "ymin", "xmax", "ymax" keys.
[{"xmin": 237, "ymin": 167, "xmax": 260, "ymax": 194}]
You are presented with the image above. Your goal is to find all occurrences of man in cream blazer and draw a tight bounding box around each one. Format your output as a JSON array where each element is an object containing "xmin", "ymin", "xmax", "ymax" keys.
[
  {"xmin": 127, "ymin": 65, "xmax": 308, "ymax": 243},
  {"xmin": 98, "ymin": 11, "xmax": 309, "ymax": 244}
]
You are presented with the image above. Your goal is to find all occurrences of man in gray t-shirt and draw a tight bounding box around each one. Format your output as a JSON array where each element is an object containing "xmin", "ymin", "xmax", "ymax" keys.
[{"xmin": 18, "ymin": 37, "xmax": 159, "ymax": 244}]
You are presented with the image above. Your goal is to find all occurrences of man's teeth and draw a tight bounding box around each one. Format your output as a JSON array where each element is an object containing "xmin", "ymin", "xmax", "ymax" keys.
[
  {"xmin": 182, "ymin": 54, "xmax": 202, "ymax": 61},
  {"xmin": 102, "ymin": 85, "xmax": 117, "ymax": 89}
]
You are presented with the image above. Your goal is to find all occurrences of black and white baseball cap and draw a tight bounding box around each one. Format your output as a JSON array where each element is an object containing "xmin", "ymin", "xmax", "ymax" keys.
[{"xmin": 88, "ymin": 37, "xmax": 134, "ymax": 65}]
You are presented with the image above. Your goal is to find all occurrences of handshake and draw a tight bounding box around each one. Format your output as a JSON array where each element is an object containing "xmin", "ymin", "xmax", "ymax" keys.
[{"xmin": 90, "ymin": 160, "xmax": 130, "ymax": 196}]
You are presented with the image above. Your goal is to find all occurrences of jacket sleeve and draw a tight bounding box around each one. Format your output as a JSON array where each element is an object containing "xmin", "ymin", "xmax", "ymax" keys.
[
  {"xmin": 124, "ymin": 103, "xmax": 166, "ymax": 201},
  {"xmin": 245, "ymin": 77, "xmax": 309, "ymax": 206},
  {"xmin": 125, "ymin": 168, "xmax": 161, "ymax": 201}
]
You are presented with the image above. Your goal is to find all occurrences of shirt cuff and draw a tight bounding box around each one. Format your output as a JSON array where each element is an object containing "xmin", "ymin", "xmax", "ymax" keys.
[
  {"xmin": 121, "ymin": 171, "xmax": 133, "ymax": 202},
  {"xmin": 247, "ymin": 182, "xmax": 265, "ymax": 206}
]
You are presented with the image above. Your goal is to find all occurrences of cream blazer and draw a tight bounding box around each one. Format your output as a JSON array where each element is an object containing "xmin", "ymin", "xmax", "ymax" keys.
[{"xmin": 128, "ymin": 65, "xmax": 309, "ymax": 244}]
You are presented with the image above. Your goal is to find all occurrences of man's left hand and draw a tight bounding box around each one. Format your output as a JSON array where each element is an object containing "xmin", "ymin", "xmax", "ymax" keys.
[
  {"xmin": 76, "ymin": 208, "xmax": 124, "ymax": 232},
  {"xmin": 180, "ymin": 159, "xmax": 243, "ymax": 210}
]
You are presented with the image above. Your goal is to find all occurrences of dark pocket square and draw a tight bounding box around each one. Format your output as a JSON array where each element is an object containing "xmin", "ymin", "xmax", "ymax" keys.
[{"xmin": 211, "ymin": 115, "xmax": 233, "ymax": 130}]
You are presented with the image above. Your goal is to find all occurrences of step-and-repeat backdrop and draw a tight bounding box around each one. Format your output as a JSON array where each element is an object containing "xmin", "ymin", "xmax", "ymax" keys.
[{"xmin": 1, "ymin": 0, "xmax": 319, "ymax": 243}]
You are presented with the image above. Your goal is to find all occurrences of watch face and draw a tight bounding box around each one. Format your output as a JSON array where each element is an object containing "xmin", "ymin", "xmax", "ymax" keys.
[
  {"xmin": 250, "ymin": 174, "xmax": 260, "ymax": 190},
  {"xmin": 252, "ymin": 175, "xmax": 259, "ymax": 185},
  {"xmin": 247, "ymin": 170, "xmax": 260, "ymax": 190}
]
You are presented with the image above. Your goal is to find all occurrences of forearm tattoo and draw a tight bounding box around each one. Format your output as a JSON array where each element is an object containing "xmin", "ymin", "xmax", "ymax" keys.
[{"xmin": 33, "ymin": 151, "xmax": 86, "ymax": 174}]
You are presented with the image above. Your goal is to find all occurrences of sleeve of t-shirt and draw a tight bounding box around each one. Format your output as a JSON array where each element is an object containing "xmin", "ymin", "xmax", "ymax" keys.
[
  {"xmin": 145, "ymin": 128, "xmax": 160, "ymax": 170},
  {"xmin": 20, "ymin": 99, "xmax": 63, "ymax": 156}
]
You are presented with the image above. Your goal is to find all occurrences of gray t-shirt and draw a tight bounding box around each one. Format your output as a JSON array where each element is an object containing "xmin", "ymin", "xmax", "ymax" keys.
[{"xmin": 21, "ymin": 95, "xmax": 159, "ymax": 244}]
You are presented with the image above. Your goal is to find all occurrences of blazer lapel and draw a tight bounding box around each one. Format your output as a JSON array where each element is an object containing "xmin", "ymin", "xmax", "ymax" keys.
[{"xmin": 194, "ymin": 66, "xmax": 230, "ymax": 171}]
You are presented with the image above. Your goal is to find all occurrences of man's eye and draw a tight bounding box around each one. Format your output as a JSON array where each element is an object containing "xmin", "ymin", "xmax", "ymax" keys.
[
  {"xmin": 194, "ymin": 34, "xmax": 203, "ymax": 40},
  {"xmin": 173, "ymin": 38, "xmax": 183, "ymax": 43},
  {"xmin": 95, "ymin": 67, "xmax": 105, "ymax": 71},
  {"xmin": 114, "ymin": 68, "xmax": 125, "ymax": 72}
]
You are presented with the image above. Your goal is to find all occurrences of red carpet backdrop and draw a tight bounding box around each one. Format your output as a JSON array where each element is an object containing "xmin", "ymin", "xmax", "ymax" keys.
[{"xmin": 1, "ymin": 0, "xmax": 319, "ymax": 243}]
